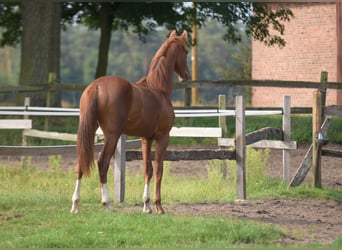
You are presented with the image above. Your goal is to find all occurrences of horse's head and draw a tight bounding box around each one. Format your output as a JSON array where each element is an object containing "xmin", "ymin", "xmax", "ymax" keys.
[{"xmin": 170, "ymin": 30, "xmax": 191, "ymax": 82}]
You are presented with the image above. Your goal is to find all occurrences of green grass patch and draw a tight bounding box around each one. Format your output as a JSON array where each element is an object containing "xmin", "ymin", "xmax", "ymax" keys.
[
  {"xmin": 1, "ymin": 147, "xmax": 340, "ymax": 247},
  {"xmin": 0, "ymin": 164, "xmax": 282, "ymax": 248}
]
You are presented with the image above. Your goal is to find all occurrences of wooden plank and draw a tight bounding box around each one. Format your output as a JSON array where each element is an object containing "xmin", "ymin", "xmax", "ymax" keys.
[
  {"xmin": 322, "ymin": 149, "xmax": 342, "ymax": 158},
  {"xmin": 245, "ymin": 127, "xmax": 283, "ymax": 145},
  {"xmin": 126, "ymin": 139, "xmax": 141, "ymax": 149},
  {"xmin": 125, "ymin": 149, "xmax": 236, "ymax": 161},
  {"xmin": 0, "ymin": 144, "xmax": 103, "ymax": 156},
  {"xmin": 217, "ymin": 138, "xmax": 235, "ymax": 147},
  {"xmin": 251, "ymin": 140, "xmax": 297, "ymax": 150},
  {"xmin": 325, "ymin": 106, "xmax": 342, "ymax": 116},
  {"xmin": 289, "ymin": 117, "xmax": 331, "ymax": 187},
  {"xmin": 0, "ymin": 119, "xmax": 32, "ymax": 129},
  {"xmin": 218, "ymin": 138, "xmax": 297, "ymax": 150},
  {"xmin": 23, "ymin": 129, "xmax": 78, "ymax": 142},
  {"xmin": 174, "ymin": 79, "xmax": 342, "ymax": 90},
  {"xmin": 169, "ymin": 127, "xmax": 222, "ymax": 138},
  {"xmin": 97, "ymin": 127, "xmax": 222, "ymax": 138},
  {"xmin": 0, "ymin": 144, "xmax": 235, "ymax": 161}
]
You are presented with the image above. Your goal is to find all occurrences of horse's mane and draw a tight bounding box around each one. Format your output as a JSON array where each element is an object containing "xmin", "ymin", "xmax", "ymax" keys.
[
  {"xmin": 149, "ymin": 37, "xmax": 178, "ymax": 72},
  {"xmin": 136, "ymin": 37, "xmax": 179, "ymax": 93}
]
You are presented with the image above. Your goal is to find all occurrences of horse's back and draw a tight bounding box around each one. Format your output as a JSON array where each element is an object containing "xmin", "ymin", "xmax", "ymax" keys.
[{"xmin": 88, "ymin": 76, "xmax": 134, "ymax": 134}]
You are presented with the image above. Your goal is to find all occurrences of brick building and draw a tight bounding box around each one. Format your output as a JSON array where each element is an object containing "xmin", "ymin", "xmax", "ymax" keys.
[{"xmin": 252, "ymin": 2, "xmax": 342, "ymax": 107}]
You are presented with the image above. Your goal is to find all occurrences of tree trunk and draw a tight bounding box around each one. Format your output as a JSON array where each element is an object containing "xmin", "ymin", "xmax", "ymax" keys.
[
  {"xmin": 19, "ymin": 1, "xmax": 61, "ymax": 106},
  {"xmin": 95, "ymin": 4, "xmax": 113, "ymax": 79}
]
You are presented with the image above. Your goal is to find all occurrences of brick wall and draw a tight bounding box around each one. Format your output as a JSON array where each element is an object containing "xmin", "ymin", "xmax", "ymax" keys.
[{"xmin": 252, "ymin": 3, "xmax": 341, "ymax": 107}]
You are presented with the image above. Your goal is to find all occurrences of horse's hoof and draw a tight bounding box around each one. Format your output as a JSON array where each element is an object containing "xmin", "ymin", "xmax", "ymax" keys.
[
  {"xmin": 70, "ymin": 200, "xmax": 79, "ymax": 214},
  {"xmin": 143, "ymin": 208, "xmax": 152, "ymax": 214},
  {"xmin": 70, "ymin": 207, "xmax": 79, "ymax": 214},
  {"xmin": 143, "ymin": 203, "xmax": 152, "ymax": 214},
  {"xmin": 103, "ymin": 203, "xmax": 114, "ymax": 212},
  {"xmin": 143, "ymin": 207, "xmax": 152, "ymax": 214},
  {"xmin": 155, "ymin": 206, "xmax": 165, "ymax": 215}
]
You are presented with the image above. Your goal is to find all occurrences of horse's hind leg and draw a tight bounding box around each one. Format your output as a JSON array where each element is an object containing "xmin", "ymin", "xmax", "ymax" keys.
[
  {"xmin": 141, "ymin": 138, "xmax": 153, "ymax": 213},
  {"xmin": 70, "ymin": 169, "xmax": 83, "ymax": 213},
  {"xmin": 153, "ymin": 135, "xmax": 169, "ymax": 214},
  {"xmin": 98, "ymin": 135, "xmax": 119, "ymax": 211}
]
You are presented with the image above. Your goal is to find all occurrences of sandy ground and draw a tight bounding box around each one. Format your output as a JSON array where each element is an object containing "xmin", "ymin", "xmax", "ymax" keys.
[
  {"xmin": 119, "ymin": 143, "xmax": 342, "ymax": 246},
  {"xmin": 1, "ymin": 143, "xmax": 341, "ymax": 246}
]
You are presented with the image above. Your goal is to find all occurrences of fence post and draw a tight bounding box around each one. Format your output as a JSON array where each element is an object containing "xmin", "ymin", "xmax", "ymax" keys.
[
  {"xmin": 45, "ymin": 72, "xmax": 56, "ymax": 131},
  {"xmin": 235, "ymin": 95, "xmax": 246, "ymax": 200},
  {"xmin": 114, "ymin": 134, "xmax": 126, "ymax": 203},
  {"xmin": 282, "ymin": 95, "xmax": 291, "ymax": 183},
  {"xmin": 218, "ymin": 95, "xmax": 228, "ymax": 179},
  {"xmin": 218, "ymin": 95, "xmax": 227, "ymax": 137},
  {"xmin": 22, "ymin": 97, "xmax": 30, "ymax": 147},
  {"xmin": 312, "ymin": 91, "xmax": 322, "ymax": 188},
  {"xmin": 21, "ymin": 97, "xmax": 30, "ymax": 167},
  {"xmin": 312, "ymin": 71, "xmax": 327, "ymax": 188}
]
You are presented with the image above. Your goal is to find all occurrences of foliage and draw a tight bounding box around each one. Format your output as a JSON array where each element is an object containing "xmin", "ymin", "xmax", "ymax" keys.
[
  {"xmin": 1, "ymin": 20, "xmax": 252, "ymax": 105},
  {"xmin": 0, "ymin": 2, "xmax": 293, "ymax": 106},
  {"xmin": 0, "ymin": 3, "xmax": 21, "ymax": 47},
  {"xmin": 0, "ymin": 2, "xmax": 293, "ymax": 48}
]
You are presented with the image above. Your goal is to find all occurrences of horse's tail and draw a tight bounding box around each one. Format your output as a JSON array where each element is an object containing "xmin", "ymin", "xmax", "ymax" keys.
[{"xmin": 77, "ymin": 84, "xmax": 98, "ymax": 177}]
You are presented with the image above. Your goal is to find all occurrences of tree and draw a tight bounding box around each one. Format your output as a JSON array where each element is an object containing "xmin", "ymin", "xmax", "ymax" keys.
[
  {"xmin": 64, "ymin": 2, "xmax": 187, "ymax": 78},
  {"xmin": 66, "ymin": 2, "xmax": 293, "ymax": 78},
  {"xmin": 0, "ymin": 2, "xmax": 293, "ymax": 105},
  {"xmin": 19, "ymin": 1, "xmax": 61, "ymax": 106}
]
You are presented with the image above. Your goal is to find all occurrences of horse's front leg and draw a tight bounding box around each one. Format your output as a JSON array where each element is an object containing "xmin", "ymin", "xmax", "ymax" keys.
[
  {"xmin": 153, "ymin": 135, "xmax": 169, "ymax": 214},
  {"xmin": 141, "ymin": 138, "xmax": 153, "ymax": 213}
]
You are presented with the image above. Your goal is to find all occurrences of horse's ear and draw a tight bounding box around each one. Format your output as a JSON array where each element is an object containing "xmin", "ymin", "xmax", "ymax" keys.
[
  {"xmin": 181, "ymin": 30, "xmax": 188, "ymax": 41},
  {"xmin": 169, "ymin": 30, "xmax": 177, "ymax": 37}
]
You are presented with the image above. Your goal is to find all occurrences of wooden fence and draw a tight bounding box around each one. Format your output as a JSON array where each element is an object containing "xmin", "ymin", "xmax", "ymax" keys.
[
  {"xmin": 1, "ymin": 71, "xmax": 341, "ymax": 200},
  {"xmin": 0, "ymin": 95, "xmax": 296, "ymax": 202},
  {"xmin": 289, "ymin": 72, "xmax": 342, "ymax": 188},
  {"xmin": 1, "ymin": 71, "xmax": 342, "ymax": 108}
]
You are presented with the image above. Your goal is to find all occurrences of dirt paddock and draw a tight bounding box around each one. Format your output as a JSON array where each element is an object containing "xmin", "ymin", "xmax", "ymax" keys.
[
  {"xmin": 122, "ymin": 143, "xmax": 341, "ymax": 246},
  {"xmin": 1, "ymin": 143, "xmax": 341, "ymax": 245}
]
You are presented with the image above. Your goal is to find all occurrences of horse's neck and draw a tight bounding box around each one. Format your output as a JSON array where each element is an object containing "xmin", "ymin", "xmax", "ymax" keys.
[{"xmin": 145, "ymin": 54, "xmax": 175, "ymax": 97}]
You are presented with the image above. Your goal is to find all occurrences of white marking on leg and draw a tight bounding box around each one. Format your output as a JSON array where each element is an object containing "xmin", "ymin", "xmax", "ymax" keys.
[
  {"xmin": 70, "ymin": 179, "xmax": 81, "ymax": 213},
  {"xmin": 142, "ymin": 183, "xmax": 152, "ymax": 213},
  {"xmin": 101, "ymin": 183, "xmax": 113, "ymax": 211},
  {"xmin": 143, "ymin": 183, "xmax": 150, "ymax": 202},
  {"xmin": 101, "ymin": 183, "xmax": 110, "ymax": 203}
]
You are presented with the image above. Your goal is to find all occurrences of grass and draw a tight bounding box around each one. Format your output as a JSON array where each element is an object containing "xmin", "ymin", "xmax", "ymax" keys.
[
  {"xmin": 1, "ymin": 204, "xmax": 282, "ymax": 248},
  {"xmin": 0, "ymin": 164, "xmax": 282, "ymax": 248},
  {"xmin": 1, "ymin": 148, "xmax": 341, "ymax": 248}
]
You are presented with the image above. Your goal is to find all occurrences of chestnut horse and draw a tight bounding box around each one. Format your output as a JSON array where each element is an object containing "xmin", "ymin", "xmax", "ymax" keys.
[{"xmin": 70, "ymin": 30, "xmax": 190, "ymax": 214}]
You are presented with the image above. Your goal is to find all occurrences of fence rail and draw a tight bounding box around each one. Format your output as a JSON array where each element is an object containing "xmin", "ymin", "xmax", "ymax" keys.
[
  {"xmin": 1, "ymin": 78, "xmax": 342, "ymax": 95},
  {"xmin": 0, "ymin": 106, "xmax": 283, "ymax": 117}
]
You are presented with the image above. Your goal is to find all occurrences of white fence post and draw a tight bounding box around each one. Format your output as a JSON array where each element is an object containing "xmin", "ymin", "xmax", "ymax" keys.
[
  {"xmin": 235, "ymin": 95, "xmax": 246, "ymax": 200},
  {"xmin": 114, "ymin": 134, "xmax": 126, "ymax": 203}
]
